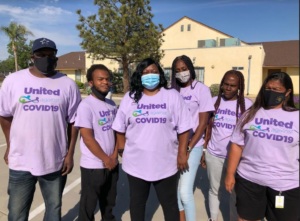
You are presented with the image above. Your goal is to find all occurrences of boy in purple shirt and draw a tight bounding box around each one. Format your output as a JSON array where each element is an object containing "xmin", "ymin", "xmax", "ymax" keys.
[
  {"xmin": 0, "ymin": 38, "xmax": 81, "ymax": 221},
  {"xmin": 75, "ymin": 64, "xmax": 118, "ymax": 221},
  {"xmin": 225, "ymin": 72, "xmax": 299, "ymax": 221}
]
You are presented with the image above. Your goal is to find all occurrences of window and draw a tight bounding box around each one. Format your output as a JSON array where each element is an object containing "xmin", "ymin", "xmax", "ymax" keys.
[
  {"xmin": 181, "ymin": 25, "xmax": 184, "ymax": 32},
  {"xmin": 232, "ymin": 67, "xmax": 244, "ymax": 71},
  {"xmin": 195, "ymin": 67, "xmax": 205, "ymax": 83},
  {"xmin": 187, "ymin": 24, "xmax": 191, "ymax": 31},
  {"xmin": 164, "ymin": 68, "xmax": 172, "ymax": 87},
  {"xmin": 75, "ymin": 70, "xmax": 81, "ymax": 82}
]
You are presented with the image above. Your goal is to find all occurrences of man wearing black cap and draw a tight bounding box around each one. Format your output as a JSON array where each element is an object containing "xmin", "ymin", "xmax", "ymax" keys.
[{"xmin": 0, "ymin": 37, "xmax": 81, "ymax": 221}]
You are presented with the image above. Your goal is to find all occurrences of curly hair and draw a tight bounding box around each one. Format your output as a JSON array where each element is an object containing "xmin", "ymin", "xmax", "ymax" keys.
[
  {"xmin": 238, "ymin": 72, "xmax": 297, "ymax": 131},
  {"xmin": 130, "ymin": 58, "xmax": 168, "ymax": 103},
  {"xmin": 170, "ymin": 55, "xmax": 196, "ymax": 92},
  {"xmin": 86, "ymin": 64, "xmax": 110, "ymax": 82}
]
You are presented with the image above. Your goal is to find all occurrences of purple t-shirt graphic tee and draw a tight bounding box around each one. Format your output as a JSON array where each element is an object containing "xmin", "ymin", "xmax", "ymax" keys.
[
  {"xmin": 207, "ymin": 96, "xmax": 253, "ymax": 158},
  {"xmin": 231, "ymin": 107, "xmax": 299, "ymax": 191},
  {"xmin": 179, "ymin": 80, "xmax": 215, "ymax": 147},
  {"xmin": 0, "ymin": 69, "xmax": 81, "ymax": 176},
  {"xmin": 112, "ymin": 88, "xmax": 192, "ymax": 181},
  {"xmin": 75, "ymin": 95, "xmax": 117, "ymax": 169}
]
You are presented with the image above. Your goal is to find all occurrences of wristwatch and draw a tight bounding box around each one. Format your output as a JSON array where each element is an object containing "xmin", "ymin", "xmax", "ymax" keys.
[{"xmin": 187, "ymin": 146, "xmax": 192, "ymax": 153}]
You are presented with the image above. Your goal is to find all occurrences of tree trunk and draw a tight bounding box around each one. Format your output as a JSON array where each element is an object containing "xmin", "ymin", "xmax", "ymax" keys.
[
  {"xmin": 12, "ymin": 42, "xmax": 18, "ymax": 72},
  {"xmin": 122, "ymin": 60, "xmax": 129, "ymax": 93}
]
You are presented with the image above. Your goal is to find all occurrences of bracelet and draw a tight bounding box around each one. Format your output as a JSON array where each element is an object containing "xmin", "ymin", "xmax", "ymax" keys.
[
  {"xmin": 203, "ymin": 148, "xmax": 206, "ymax": 152},
  {"xmin": 118, "ymin": 149, "xmax": 124, "ymax": 154},
  {"xmin": 187, "ymin": 146, "xmax": 192, "ymax": 153}
]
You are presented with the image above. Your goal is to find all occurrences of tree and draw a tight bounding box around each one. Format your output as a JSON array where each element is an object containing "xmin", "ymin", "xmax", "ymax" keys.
[
  {"xmin": 1, "ymin": 22, "xmax": 33, "ymax": 72},
  {"xmin": 76, "ymin": 0, "xmax": 164, "ymax": 93},
  {"xmin": 0, "ymin": 57, "xmax": 14, "ymax": 76}
]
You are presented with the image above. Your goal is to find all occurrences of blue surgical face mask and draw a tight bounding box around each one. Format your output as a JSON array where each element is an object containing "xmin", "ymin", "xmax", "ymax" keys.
[{"xmin": 141, "ymin": 73, "xmax": 160, "ymax": 90}]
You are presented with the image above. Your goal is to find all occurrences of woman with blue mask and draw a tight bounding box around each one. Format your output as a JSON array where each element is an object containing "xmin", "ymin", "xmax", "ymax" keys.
[
  {"xmin": 171, "ymin": 55, "xmax": 215, "ymax": 221},
  {"xmin": 112, "ymin": 58, "xmax": 193, "ymax": 221}
]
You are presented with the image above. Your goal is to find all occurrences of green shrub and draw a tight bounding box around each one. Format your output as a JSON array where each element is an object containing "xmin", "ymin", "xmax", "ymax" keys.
[
  {"xmin": 75, "ymin": 81, "xmax": 84, "ymax": 89},
  {"xmin": 209, "ymin": 84, "xmax": 220, "ymax": 97},
  {"xmin": 111, "ymin": 72, "xmax": 124, "ymax": 93}
]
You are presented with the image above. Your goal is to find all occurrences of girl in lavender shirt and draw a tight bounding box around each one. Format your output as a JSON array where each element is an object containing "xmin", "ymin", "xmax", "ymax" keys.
[
  {"xmin": 171, "ymin": 55, "xmax": 215, "ymax": 221},
  {"xmin": 112, "ymin": 58, "xmax": 192, "ymax": 221},
  {"xmin": 201, "ymin": 70, "xmax": 252, "ymax": 221},
  {"xmin": 225, "ymin": 72, "xmax": 299, "ymax": 221}
]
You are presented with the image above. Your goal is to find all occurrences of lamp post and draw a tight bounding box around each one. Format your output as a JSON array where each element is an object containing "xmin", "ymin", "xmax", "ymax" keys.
[{"xmin": 247, "ymin": 55, "xmax": 252, "ymax": 95}]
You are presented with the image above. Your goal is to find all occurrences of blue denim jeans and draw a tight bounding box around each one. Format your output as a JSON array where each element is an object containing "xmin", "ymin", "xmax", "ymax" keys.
[
  {"xmin": 8, "ymin": 169, "xmax": 66, "ymax": 221},
  {"xmin": 178, "ymin": 146, "xmax": 203, "ymax": 221}
]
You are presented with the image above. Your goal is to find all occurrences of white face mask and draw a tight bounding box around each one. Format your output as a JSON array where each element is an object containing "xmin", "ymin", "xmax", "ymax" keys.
[{"xmin": 175, "ymin": 70, "xmax": 191, "ymax": 83}]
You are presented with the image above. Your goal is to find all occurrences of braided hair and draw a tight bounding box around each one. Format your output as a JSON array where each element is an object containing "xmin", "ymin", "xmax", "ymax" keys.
[
  {"xmin": 214, "ymin": 70, "xmax": 246, "ymax": 121},
  {"xmin": 205, "ymin": 70, "xmax": 246, "ymax": 145}
]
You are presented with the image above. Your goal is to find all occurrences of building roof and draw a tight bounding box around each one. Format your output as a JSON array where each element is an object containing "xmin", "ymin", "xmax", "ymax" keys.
[
  {"xmin": 250, "ymin": 40, "xmax": 299, "ymax": 67},
  {"xmin": 56, "ymin": 51, "xmax": 85, "ymax": 70},
  {"xmin": 163, "ymin": 16, "xmax": 248, "ymax": 45}
]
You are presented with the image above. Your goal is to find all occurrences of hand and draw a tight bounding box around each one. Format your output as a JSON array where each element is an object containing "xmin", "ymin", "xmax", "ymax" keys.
[
  {"xmin": 109, "ymin": 153, "xmax": 119, "ymax": 167},
  {"xmin": 200, "ymin": 152, "xmax": 206, "ymax": 169},
  {"xmin": 177, "ymin": 152, "xmax": 189, "ymax": 172},
  {"xmin": 3, "ymin": 148, "xmax": 9, "ymax": 165},
  {"xmin": 61, "ymin": 153, "xmax": 74, "ymax": 176},
  {"xmin": 225, "ymin": 173, "xmax": 235, "ymax": 193},
  {"xmin": 104, "ymin": 156, "xmax": 117, "ymax": 170}
]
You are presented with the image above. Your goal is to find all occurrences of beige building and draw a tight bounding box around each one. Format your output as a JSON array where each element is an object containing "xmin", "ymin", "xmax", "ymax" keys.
[{"xmin": 56, "ymin": 16, "xmax": 299, "ymax": 95}]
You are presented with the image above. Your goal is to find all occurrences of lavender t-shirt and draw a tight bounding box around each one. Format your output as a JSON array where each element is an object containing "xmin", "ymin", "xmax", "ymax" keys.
[
  {"xmin": 231, "ymin": 108, "xmax": 299, "ymax": 191},
  {"xmin": 207, "ymin": 97, "xmax": 253, "ymax": 158},
  {"xmin": 179, "ymin": 80, "xmax": 215, "ymax": 147},
  {"xmin": 112, "ymin": 88, "xmax": 192, "ymax": 181},
  {"xmin": 75, "ymin": 95, "xmax": 117, "ymax": 169},
  {"xmin": 0, "ymin": 69, "xmax": 81, "ymax": 176}
]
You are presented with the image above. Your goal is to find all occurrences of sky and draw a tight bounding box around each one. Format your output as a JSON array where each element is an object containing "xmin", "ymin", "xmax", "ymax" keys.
[{"xmin": 0, "ymin": 0, "xmax": 299, "ymax": 61}]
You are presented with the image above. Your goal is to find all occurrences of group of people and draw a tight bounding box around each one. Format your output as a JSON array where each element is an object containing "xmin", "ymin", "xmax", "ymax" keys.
[{"xmin": 0, "ymin": 37, "xmax": 298, "ymax": 221}]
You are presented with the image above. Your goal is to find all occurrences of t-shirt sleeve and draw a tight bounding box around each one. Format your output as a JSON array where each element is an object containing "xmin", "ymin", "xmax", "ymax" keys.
[
  {"xmin": 112, "ymin": 94, "xmax": 128, "ymax": 133},
  {"xmin": 0, "ymin": 77, "xmax": 13, "ymax": 117},
  {"xmin": 230, "ymin": 117, "xmax": 245, "ymax": 146},
  {"xmin": 245, "ymin": 98, "xmax": 253, "ymax": 109},
  {"xmin": 74, "ymin": 101, "xmax": 93, "ymax": 129},
  {"xmin": 173, "ymin": 91, "xmax": 193, "ymax": 134},
  {"xmin": 66, "ymin": 81, "xmax": 81, "ymax": 123},
  {"xmin": 196, "ymin": 84, "xmax": 215, "ymax": 113}
]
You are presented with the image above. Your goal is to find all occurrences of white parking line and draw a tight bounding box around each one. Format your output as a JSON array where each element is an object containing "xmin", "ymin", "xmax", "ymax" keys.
[
  {"xmin": 0, "ymin": 143, "xmax": 7, "ymax": 147},
  {"xmin": 29, "ymin": 177, "xmax": 81, "ymax": 220}
]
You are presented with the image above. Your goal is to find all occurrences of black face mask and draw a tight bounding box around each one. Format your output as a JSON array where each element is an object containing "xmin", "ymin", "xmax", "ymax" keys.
[
  {"xmin": 91, "ymin": 86, "xmax": 108, "ymax": 101},
  {"xmin": 34, "ymin": 57, "xmax": 57, "ymax": 75},
  {"xmin": 263, "ymin": 89, "xmax": 286, "ymax": 107}
]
